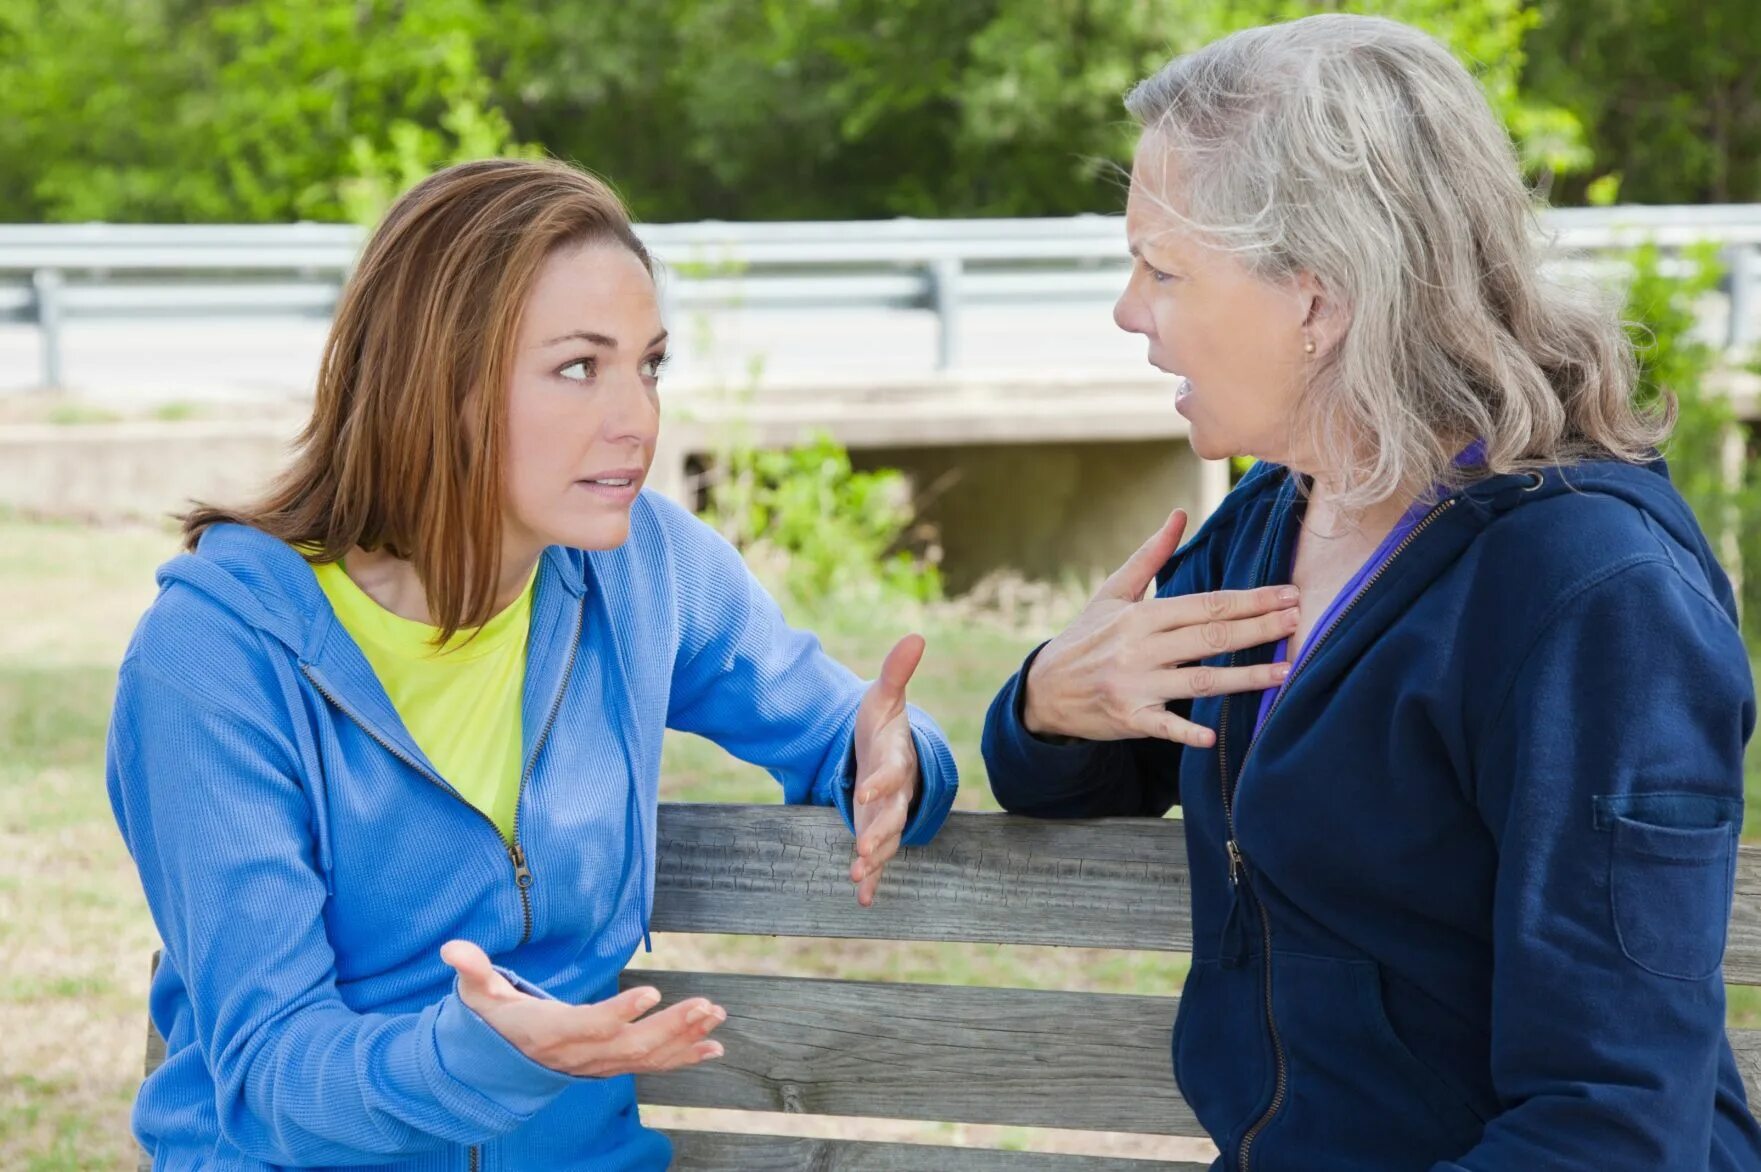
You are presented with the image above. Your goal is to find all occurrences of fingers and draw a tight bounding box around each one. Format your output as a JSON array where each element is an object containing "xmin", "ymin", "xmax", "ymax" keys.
[
  {"xmin": 851, "ymin": 794, "xmax": 908, "ymax": 881},
  {"xmin": 1144, "ymin": 604, "xmax": 1300, "ymax": 666},
  {"xmin": 856, "ymin": 745, "xmax": 916, "ymax": 809},
  {"xmin": 582, "ymin": 996, "xmax": 727, "ymax": 1076},
  {"xmin": 646, "ymin": 1034, "xmax": 727, "ymax": 1073},
  {"xmin": 1126, "ymin": 706, "xmax": 1219, "ymax": 748},
  {"xmin": 598, "ymin": 983, "xmax": 664, "ymax": 1025},
  {"xmin": 1146, "ymin": 661, "xmax": 1292, "ymax": 702},
  {"xmin": 1098, "ymin": 507, "xmax": 1188, "ymax": 602},
  {"xmin": 862, "ymin": 633, "xmax": 926, "ymax": 721},
  {"xmin": 1138, "ymin": 585, "xmax": 1299, "ymax": 635},
  {"xmin": 440, "ymin": 940, "xmax": 521, "ymax": 1007}
]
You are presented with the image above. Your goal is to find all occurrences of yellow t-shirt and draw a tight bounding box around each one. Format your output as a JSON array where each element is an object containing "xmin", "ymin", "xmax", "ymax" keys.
[{"xmin": 311, "ymin": 559, "xmax": 534, "ymax": 841}]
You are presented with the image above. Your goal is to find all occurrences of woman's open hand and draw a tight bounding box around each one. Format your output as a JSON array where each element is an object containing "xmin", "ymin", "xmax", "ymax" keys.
[
  {"xmin": 849, "ymin": 633, "xmax": 926, "ymax": 907},
  {"xmin": 441, "ymin": 940, "xmax": 725, "ymax": 1077},
  {"xmin": 1022, "ymin": 508, "xmax": 1298, "ymax": 746}
]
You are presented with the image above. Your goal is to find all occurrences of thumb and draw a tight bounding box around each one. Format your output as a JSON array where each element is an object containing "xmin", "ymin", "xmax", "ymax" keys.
[
  {"xmin": 1097, "ymin": 507, "xmax": 1187, "ymax": 602},
  {"xmin": 864, "ymin": 633, "xmax": 925, "ymax": 716},
  {"xmin": 441, "ymin": 939, "xmax": 519, "ymax": 1007}
]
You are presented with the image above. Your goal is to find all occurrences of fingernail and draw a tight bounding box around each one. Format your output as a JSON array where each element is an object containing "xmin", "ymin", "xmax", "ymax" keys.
[
  {"xmin": 1283, "ymin": 608, "xmax": 1300, "ymax": 628},
  {"xmin": 1274, "ymin": 662, "xmax": 1292, "ymax": 680},
  {"xmin": 1278, "ymin": 586, "xmax": 1300, "ymax": 603}
]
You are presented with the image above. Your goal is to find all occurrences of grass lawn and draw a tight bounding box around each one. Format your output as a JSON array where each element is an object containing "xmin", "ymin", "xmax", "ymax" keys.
[{"xmin": 4, "ymin": 515, "xmax": 1759, "ymax": 1168}]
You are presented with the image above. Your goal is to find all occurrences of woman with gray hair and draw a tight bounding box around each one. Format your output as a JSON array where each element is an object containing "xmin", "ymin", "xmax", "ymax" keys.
[{"xmin": 983, "ymin": 14, "xmax": 1761, "ymax": 1170}]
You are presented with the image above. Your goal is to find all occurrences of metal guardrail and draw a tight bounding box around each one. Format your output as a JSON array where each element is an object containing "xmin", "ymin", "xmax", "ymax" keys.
[{"xmin": 2, "ymin": 207, "xmax": 1758, "ymax": 390}]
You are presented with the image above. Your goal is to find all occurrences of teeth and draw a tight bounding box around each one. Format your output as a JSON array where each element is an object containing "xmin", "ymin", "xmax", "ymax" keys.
[{"xmin": 589, "ymin": 478, "xmax": 632, "ymax": 486}]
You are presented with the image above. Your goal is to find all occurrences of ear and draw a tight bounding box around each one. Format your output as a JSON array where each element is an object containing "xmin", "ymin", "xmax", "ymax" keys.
[{"xmin": 1293, "ymin": 271, "xmax": 1349, "ymax": 359}]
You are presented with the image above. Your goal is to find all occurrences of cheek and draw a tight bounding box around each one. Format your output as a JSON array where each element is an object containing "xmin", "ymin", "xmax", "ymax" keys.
[{"xmin": 504, "ymin": 384, "xmax": 589, "ymax": 497}]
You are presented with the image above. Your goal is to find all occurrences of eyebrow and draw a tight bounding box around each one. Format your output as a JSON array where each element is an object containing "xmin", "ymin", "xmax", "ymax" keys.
[
  {"xmin": 1127, "ymin": 241, "xmax": 1142, "ymax": 259},
  {"xmin": 540, "ymin": 329, "xmax": 669, "ymax": 350}
]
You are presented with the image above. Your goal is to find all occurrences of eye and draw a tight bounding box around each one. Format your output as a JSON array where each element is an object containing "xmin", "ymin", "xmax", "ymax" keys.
[
  {"xmin": 641, "ymin": 353, "xmax": 671, "ymax": 380},
  {"xmin": 1141, "ymin": 259, "xmax": 1177, "ymax": 284},
  {"xmin": 558, "ymin": 357, "xmax": 596, "ymax": 382}
]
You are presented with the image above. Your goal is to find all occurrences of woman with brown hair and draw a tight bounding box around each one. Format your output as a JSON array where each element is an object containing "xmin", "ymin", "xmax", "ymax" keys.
[{"xmin": 107, "ymin": 158, "xmax": 958, "ymax": 1171}]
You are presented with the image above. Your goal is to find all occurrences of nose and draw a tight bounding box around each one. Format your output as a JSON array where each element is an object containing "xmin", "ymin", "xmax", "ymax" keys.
[
  {"xmin": 604, "ymin": 371, "xmax": 661, "ymax": 449},
  {"xmin": 1114, "ymin": 279, "xmax": 1152, "ymax": 338}
]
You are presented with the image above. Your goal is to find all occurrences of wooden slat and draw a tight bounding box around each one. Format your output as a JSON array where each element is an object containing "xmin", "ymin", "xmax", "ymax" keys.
[
  {"xmin": 655, "ymin": 805, "xmax": 1761, "ymax": 982},
  {"xmin": 1731, "ymin": 1028, "xmax": 1761, "ymax": 1096},
  {"xmin": 1725, "ymin": 850, "xmax": 1761, "ymax": 984},
  {"xmin": 652, "ymin": 804, "xmax": 1192, "ymax": 952},
  {"xmin": 664, "ymin": 1130, "xmax": 1207, "ymax": 1171},
  {"xmin": 626, "ymin": 969, "xmax": 1194, "ymax": 1136}
]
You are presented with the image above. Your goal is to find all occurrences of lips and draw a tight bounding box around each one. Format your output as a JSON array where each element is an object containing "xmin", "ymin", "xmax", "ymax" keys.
[{"xmin": 577, "ymin": 466, "xmax": 644, "ymax": 488}]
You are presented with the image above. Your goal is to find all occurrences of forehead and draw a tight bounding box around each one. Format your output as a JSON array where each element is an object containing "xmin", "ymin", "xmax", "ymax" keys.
[
  {"xmin": 1124, "ymin": 135, "xmax": 1197, "ymax": 259},
  {"xmin": 522, "ymin": 241, "xmax": 658, "ymax": 325}
]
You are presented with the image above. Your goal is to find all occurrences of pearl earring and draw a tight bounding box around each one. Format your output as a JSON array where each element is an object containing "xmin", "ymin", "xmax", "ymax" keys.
[{"xmin": 1303, "ymin": 335, "xmax": 1316, "ymax": 356}]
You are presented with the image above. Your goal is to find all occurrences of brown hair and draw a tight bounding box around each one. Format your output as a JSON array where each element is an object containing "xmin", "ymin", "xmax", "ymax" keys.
[{"xmin": 183, "ymin": 158, "xmax": 652, "ymax": 640}]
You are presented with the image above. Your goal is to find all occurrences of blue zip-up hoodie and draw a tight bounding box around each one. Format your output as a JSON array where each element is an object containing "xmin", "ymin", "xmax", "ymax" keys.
[
  {"xmin": 984, "ymin": 457, "xmax": 1761, "ymax": 1170},
  {"xmin": 107, "ymin": 490, "xmax": 958, "ymax": 1171}
]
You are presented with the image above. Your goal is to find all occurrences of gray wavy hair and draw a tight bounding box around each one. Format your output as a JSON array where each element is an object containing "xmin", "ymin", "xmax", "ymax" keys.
[{"xmin": 1124, "ymin": 14, "xmax": 1668, "ymax": 509}]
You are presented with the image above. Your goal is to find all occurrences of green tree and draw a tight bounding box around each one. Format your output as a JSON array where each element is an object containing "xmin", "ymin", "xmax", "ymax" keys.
[
  {"xmin": 1524, "ymin": 0, "xmax": 1761, "ymax": 204},
  {"xmin": 0, "ymin": 0, "xmax": 529, "ymax": 223}
]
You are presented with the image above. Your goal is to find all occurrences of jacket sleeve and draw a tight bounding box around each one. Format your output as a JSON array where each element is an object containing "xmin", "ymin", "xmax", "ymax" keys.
[
  {"xmin": 980, "ymin": 641, "xmax": 1184, "ymax": 818},
  {"xmin": 108, "ymin": 651, "xmax": 583, "ymax": 1165},
  {"xmin": 660, "ymin": 505, "xmax": 957, "ymax": 846},
  {"xmin": 980, "ymin": 513, "xmax": 1233, "ymax": 819},
  {"xmin": 1434, "ymin": 556, "xmax": 1751, "ymax": 1170}
]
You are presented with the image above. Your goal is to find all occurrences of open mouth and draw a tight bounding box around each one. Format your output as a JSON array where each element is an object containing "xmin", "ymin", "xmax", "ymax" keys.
[{"xmin": 574, "ymin": 471, "xmax": 643, "ymax": 500}]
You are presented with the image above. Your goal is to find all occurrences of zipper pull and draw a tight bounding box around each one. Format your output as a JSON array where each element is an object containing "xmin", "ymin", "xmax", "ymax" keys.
[
  {"xmin": 509, "ymin": 842, "xmax": 534, "ymax": 890},
  {"xmin": 1227, "ymin": 839, "xmax": 1245, "ymax": 887}
]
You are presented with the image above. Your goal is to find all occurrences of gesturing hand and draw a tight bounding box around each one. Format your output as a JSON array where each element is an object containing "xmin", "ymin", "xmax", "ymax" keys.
[
  {"xmin": 1022, "ymin": 508, "xmax": 1298, "ymax": 746},
  {"xmin": 440, "ymin": 940, "xmax": 725, "ymax": 1077},
  {"xmin": 849, "ymin": 633, "xmax": 926, "ymax": 907}
]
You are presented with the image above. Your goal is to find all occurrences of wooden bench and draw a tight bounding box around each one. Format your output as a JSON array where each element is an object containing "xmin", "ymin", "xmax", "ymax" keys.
[{"xmin": 142, "ymin": 802, "xmax": 1761, "ymax": 1169}]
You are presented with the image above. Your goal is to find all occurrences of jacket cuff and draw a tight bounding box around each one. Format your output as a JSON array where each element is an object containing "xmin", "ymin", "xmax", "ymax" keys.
[{"xmin": 425, "ymin": 972, "xmax": 586, "ymax": 1124}]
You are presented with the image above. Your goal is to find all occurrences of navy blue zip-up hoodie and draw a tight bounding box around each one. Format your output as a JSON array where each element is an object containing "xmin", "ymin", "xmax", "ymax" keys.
[{"xmin": 984, "ymin": 458, "xmax": 1761, "ymax": 1170}]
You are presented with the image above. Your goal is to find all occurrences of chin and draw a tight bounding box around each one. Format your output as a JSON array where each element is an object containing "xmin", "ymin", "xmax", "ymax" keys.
[
  {"xmin": 552, "ymin": 513, "xmax": 634, "ymax": 553},
  {"xmin": 1187, "ymin": 427, "xmax": 1238, "ymax": 464}
]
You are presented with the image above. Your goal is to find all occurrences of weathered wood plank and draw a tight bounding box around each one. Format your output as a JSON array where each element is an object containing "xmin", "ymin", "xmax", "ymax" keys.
[
  {"xmin": 652, "ymin": 804, "xmax": 1192, "ymax": 952},
  {"xmin": 626, "ymin": 969, "xmax": 1194, "ymax": 1136},
  {"xmin": 1725, "ymin": 849, "xmax": 1761, "ymax": 984},
  {"xmin": 664, "ymin": 1130, "xmax": 1207, "ymax": 1171},
  {"xmin": 654, "ymin": 805, "xmax": 1761, "ymax": 982}
]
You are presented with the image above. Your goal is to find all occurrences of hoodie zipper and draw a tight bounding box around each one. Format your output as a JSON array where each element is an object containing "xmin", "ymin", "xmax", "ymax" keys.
[
  {"xmin": 297, "ymin": 594, "xmax": 584, "ymax": 951},
  {"xmin": 508, "ymin": 597, "xmax": 585, "ymax": 945},
  {"xmin": 1222, "ymin": 495, "xmax": 1456, "ymax": 1171},
  {"xmin": 468, "ymin": 1146, "xmax": 480, "ymax": 1172}
]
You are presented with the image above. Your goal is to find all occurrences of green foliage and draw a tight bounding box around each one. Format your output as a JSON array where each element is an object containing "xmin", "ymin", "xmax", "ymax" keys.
[
  {"xmin": 705, "ymin": 433, "xmax": 942, "ymax": 610},
  {"xmin": 1623, "ymin": 243, "xmax": 1761, "ymax": 651},
  {"xmin": 1525, "ymin": 0, "xmax": 1761, "ymax": 204},
  {"xmin": 0, "ymin": 0, "xmax": 1590, "ymax": 224},
  {"xmin": 0, "ymin": 0, "xmax": 531, "ymax": 223}
]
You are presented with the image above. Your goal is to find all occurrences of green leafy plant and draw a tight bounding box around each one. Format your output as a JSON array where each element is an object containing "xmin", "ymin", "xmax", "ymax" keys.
[
  {"xmin": 705, "ymin": 432, "xmax": 941, "ymax": 611},
  {"xmin": 1623, "ymin": 242, "xmax": 1761, "ymax": 650}
]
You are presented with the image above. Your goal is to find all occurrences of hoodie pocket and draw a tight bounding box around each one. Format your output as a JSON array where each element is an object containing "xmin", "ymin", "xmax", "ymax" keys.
[
  {"xmin": 1173, "ymin": 958, "xmax": 1272, "ymax": 1147},
  {"xmin": 1269, "ymin": 954, "xmax": 1485, "ymax": 1158},
  {"xmin": 1595, "ymin": 793, "xmax": 1739, "ymax": 981}
]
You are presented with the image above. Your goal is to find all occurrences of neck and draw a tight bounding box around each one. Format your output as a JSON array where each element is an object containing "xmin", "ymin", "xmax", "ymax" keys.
[
  {"xmin": 342, "ymin": 544, "xmax": 542, "ymax": 627},
  {"xmin": 1301, "ymin": 472, "xmax": 1417, "ymax": 543}
]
